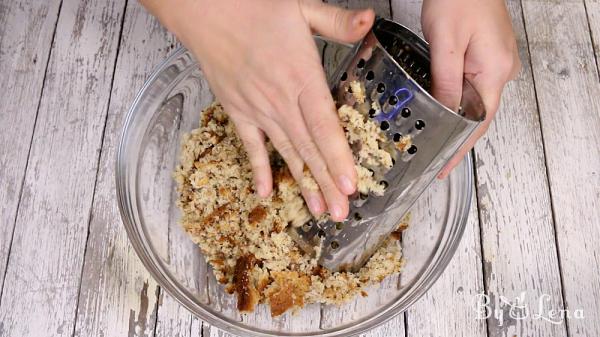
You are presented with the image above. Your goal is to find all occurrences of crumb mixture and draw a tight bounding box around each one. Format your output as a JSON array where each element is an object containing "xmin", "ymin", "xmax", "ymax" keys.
[{"xmin": 174, "ymin": 93, "xmax": 409, "ymax": 316}]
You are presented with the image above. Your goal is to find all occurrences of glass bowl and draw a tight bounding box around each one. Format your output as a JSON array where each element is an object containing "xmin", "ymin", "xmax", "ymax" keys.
[{"xmin": 116, "ymin": 43, "xmax": 473, "ymax": 336}]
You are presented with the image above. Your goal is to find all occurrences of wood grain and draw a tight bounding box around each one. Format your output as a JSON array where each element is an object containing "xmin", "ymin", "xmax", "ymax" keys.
[
  {"xmin": 72, "ymin": 2, "xmax": 178, "ymax": 337},
  {"xmin": 585, "ymin": 0, "xmax": 600, "ymax": 76},
  {"xmin": 389, "ymin": 2, "xmax": 487, "ymax": 337},
  {"xmin": 522, "ymin": 0, "xmax": 600, "ymax": 336},
  {"xmin": 469, "ymin": 1, "xmax": 570, "ymax": 336},
  {"xmin": 403, "ymin": 184, "xmax": 487, "ymax": 337},
  {"xmin": 0, "ymin": 0, "xmax": 62, "ymax": 294},
  {"xmin": 0, "ymin": 0, "xmax": 127, "ymax": 336}
]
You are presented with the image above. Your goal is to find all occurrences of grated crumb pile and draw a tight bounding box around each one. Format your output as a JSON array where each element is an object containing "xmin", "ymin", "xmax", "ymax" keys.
[{"xmin": 174, "ymin": 101, "xmax": 408, "ymax": 317}]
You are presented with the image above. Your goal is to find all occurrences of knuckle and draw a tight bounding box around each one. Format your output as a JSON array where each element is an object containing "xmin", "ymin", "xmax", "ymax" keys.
[
  {"xmin": 333, "ymin": 9, "xmax": 347, "ymax": 36},
  {"xmin": 309, "ymin": 116, "xmax": 335, "ymax": 140},
  {"xmin": 296, "ymin": 140, "xmax": 320, "ymax": 163},
  {"xmin": 244, "ymin": 140, "xmax": 260, "ymax": 159},
  {"xmin": 275, "ymin": 139, "xmax": 296, "ymax": 159},
  {"xmin": 496, "ymin": 50, "xmax": 518, "ymax": 77},
  {"xmin": 243, "ymin": 137, "xmax": 262, "ymax": 155},
  {"xmin": 434, "ymin": 77, "xmax": 462, "ymax": 97}
]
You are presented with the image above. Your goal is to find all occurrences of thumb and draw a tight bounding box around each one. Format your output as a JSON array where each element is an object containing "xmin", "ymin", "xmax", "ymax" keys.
[
  {"xmin": 300, "ymin": 0, "xmax": 375, "ymax": 43},
  {"xmin": 437, "ymin": 78, "xmax": 504, "ymax": 179},
  {"xmin": 429, "ymin": 38, "xmax": 466, "ymax": 112}
]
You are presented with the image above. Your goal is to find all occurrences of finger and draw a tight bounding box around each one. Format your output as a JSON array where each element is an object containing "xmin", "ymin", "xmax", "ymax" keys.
[
  {"xmin": 438, "ymin": 79, "xmax": 504, "ymax": 179},
  {"xmin": 437, "ymin": 121, "xmax": 488, "ymax": 179},
  {"xmin": 429, "ymin": 36, "xmax": 467, "ymax": 111},
  {"xmin": 263, "ymin": 122, "xmax": 327, "ymax": 217},
  {"xmin": 298, "ymin": 73, "xmax": 357, "ymax": 196},
  {"xmin": 277, "ymin": 104, "xmax": 350, "ymax": 221},
  {"xmin": 233, "ymin": 120, "xmax": 272, "ymax": 197},
  {"xmin": 300, "ymin": 0, "xmax": 375, "ymax": 43}
]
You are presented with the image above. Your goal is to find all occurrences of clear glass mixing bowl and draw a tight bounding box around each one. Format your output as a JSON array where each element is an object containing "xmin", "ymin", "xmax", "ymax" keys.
[{"xmin": 116, "ymin": 42, "xmax": 472, "ymax": 337}]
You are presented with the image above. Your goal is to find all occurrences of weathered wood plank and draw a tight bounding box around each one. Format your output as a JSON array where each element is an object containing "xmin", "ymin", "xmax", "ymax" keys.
[
  {"xmin": 585, "ymin": 0, "xmax": 600, "ymax": 77},
  {"xmin": 474, "ymin": 0, "xmax": 568, "ymax": 336},
  {"xmin": 358, "ymin": 315, "xmax": 404, "ymax": 337},
  {"xmin": 0, "ymin": 0, "xmax": 127, "ymax": 336},
  {"xmin": 404, "ymin": 184, "xmax": 487, "ymax": 337},
  {"xmin": 0, "ymin": 0, "xmax": 62, "ymax": 294},
  {"xmin": 389, "ymin": 2, "xmax": 487, "ymax": 337},
  {"xmin": 72, "ymin": 2, "xmax": 178, "ymax": 337},
  {"xmin": 522, "ymin": 0, "xmax": 600, "ymax": 336}
]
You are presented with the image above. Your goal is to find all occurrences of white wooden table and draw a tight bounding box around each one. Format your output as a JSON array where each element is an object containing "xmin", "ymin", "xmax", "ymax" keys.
[{"xmin": 1, "ymin": 0, "xmax": 599, "ymax": 336}]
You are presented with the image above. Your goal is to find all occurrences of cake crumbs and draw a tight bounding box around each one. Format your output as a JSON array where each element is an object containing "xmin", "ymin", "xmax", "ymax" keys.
[
  {"xmin": 348, "ymin": 80, "xmax": 366, "ymax": 103},
  {"xmin": 301, "ymin": 164, "xmax": 319, "ymax": 192},
  {"xmin": 396, "ymin": 134, "xmax": 413, "ymax": 152},
  {"xmin": 174, "ymin": 102, "xmax": 406, "ymax": 317}
]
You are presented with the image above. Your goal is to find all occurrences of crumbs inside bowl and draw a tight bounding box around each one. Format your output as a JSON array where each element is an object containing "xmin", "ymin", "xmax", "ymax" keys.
[{"xmin": 173, "ymin": 100, "xmax": 410, "ymax": 317}]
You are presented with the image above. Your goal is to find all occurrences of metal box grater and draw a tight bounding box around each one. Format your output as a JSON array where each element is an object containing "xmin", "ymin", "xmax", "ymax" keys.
[{"xmin": 289, "ymin": 18, "xmax": 486, "ymax": 272}]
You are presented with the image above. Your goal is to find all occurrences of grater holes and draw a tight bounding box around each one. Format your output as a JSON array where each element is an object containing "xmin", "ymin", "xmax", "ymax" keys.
[
  {"xmin": 340, "ymin": 71, "xmax": 348, "ymax": 82},
  {"xmin": 331, "ymin": 240, "xmax": 340, "ymax": 249},
  {"xmin": 317, "ymin": 230, "xmax": 326, "ymax": 238},
  {"xmin": 365, "ymin": 70, "xmax": 375, "ymax": 81},
  {"xmin": 302, "ymin": 222, "xmax": 312, "ymax": 232},
  {"xmin": 335, "ymin": 222, "xmax": 343, "ymax": 230},
  {"xmin": 383, "ymin": 95, "xmax": 398, "ymax": 113},
  {"xmin": 380, "ymin": 121, "xmax": 390, "ymax": 131},
  {"xmin": 359, "ymin": 193, "xmax": 368, "ymax": 200},
  {"xmin": 415, "ymin": 119, "xmax": 426, "ymax": 130},
  {"xmin": 393, "ymin": 133, "xmax": 402, "ymax": 142},
  {"xmin": 369, "ymin": 108, "xmax": 377, "ymax": 118},
  {"xmin": 407, "ymin": 145, "xmax": 418, "ymax": 154},
  {"xmin": 401, "ymin": 107, "xmax": 411, "ymax": 118},
  {"xmin": 376, "ymin": 83, "xmax": 386, "ymax": 93},
  {"xmin": 380, "ymin": 180, "xmax": 389, "ymax": 190},
  {"xmin": 353, "ymin": 212, "xmax": 362, "ymax": 220},
  {"xmin": 357, "ymin": 58, "xmax": 366, "ymax": 68}
]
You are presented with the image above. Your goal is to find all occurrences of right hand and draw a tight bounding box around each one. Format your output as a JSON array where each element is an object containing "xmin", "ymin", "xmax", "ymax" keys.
[{"xmin": 142, "ymin": 0, "xmax": 375, "ymax": 221}]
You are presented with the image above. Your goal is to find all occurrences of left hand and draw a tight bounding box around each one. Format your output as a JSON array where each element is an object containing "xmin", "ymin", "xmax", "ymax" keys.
[{"xmin": 421, "ymin": 0, "xmax": 521, "ymax": 178}]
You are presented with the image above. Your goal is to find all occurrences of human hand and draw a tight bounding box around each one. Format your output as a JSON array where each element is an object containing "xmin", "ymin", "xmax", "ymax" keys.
[
  {"xmin": 421, "ymin": 0, "xmax": 521, "ymax": 178},
  {"xmin": 141, "ymin": 0, "xmax": 375, "ymax": 221}
]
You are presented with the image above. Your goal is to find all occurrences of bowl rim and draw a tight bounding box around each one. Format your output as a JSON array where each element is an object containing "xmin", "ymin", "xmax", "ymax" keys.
[{"xmin": 116, "ymin": 46, "xmax": 473, "ymax": 337}]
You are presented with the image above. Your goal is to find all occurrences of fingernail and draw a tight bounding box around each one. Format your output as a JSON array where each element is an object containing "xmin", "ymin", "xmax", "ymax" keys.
[
  {"xmin": 437, "ymin": 169, "xmax": 448, "ymax": 180},
  {"xmin": 338, "ymin": 175, "xmax": 355, "ymax": 195},
  {"xmin": 308, "ymin": 195, "xmax": 323, "ymax": 214},
  {"xmin": 257, "ymin": 183, "xmax": 268, "ymax": 197},
  {"xmin": 330, "ymin": 204, "xmax": 344, "ymax": 220}
]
